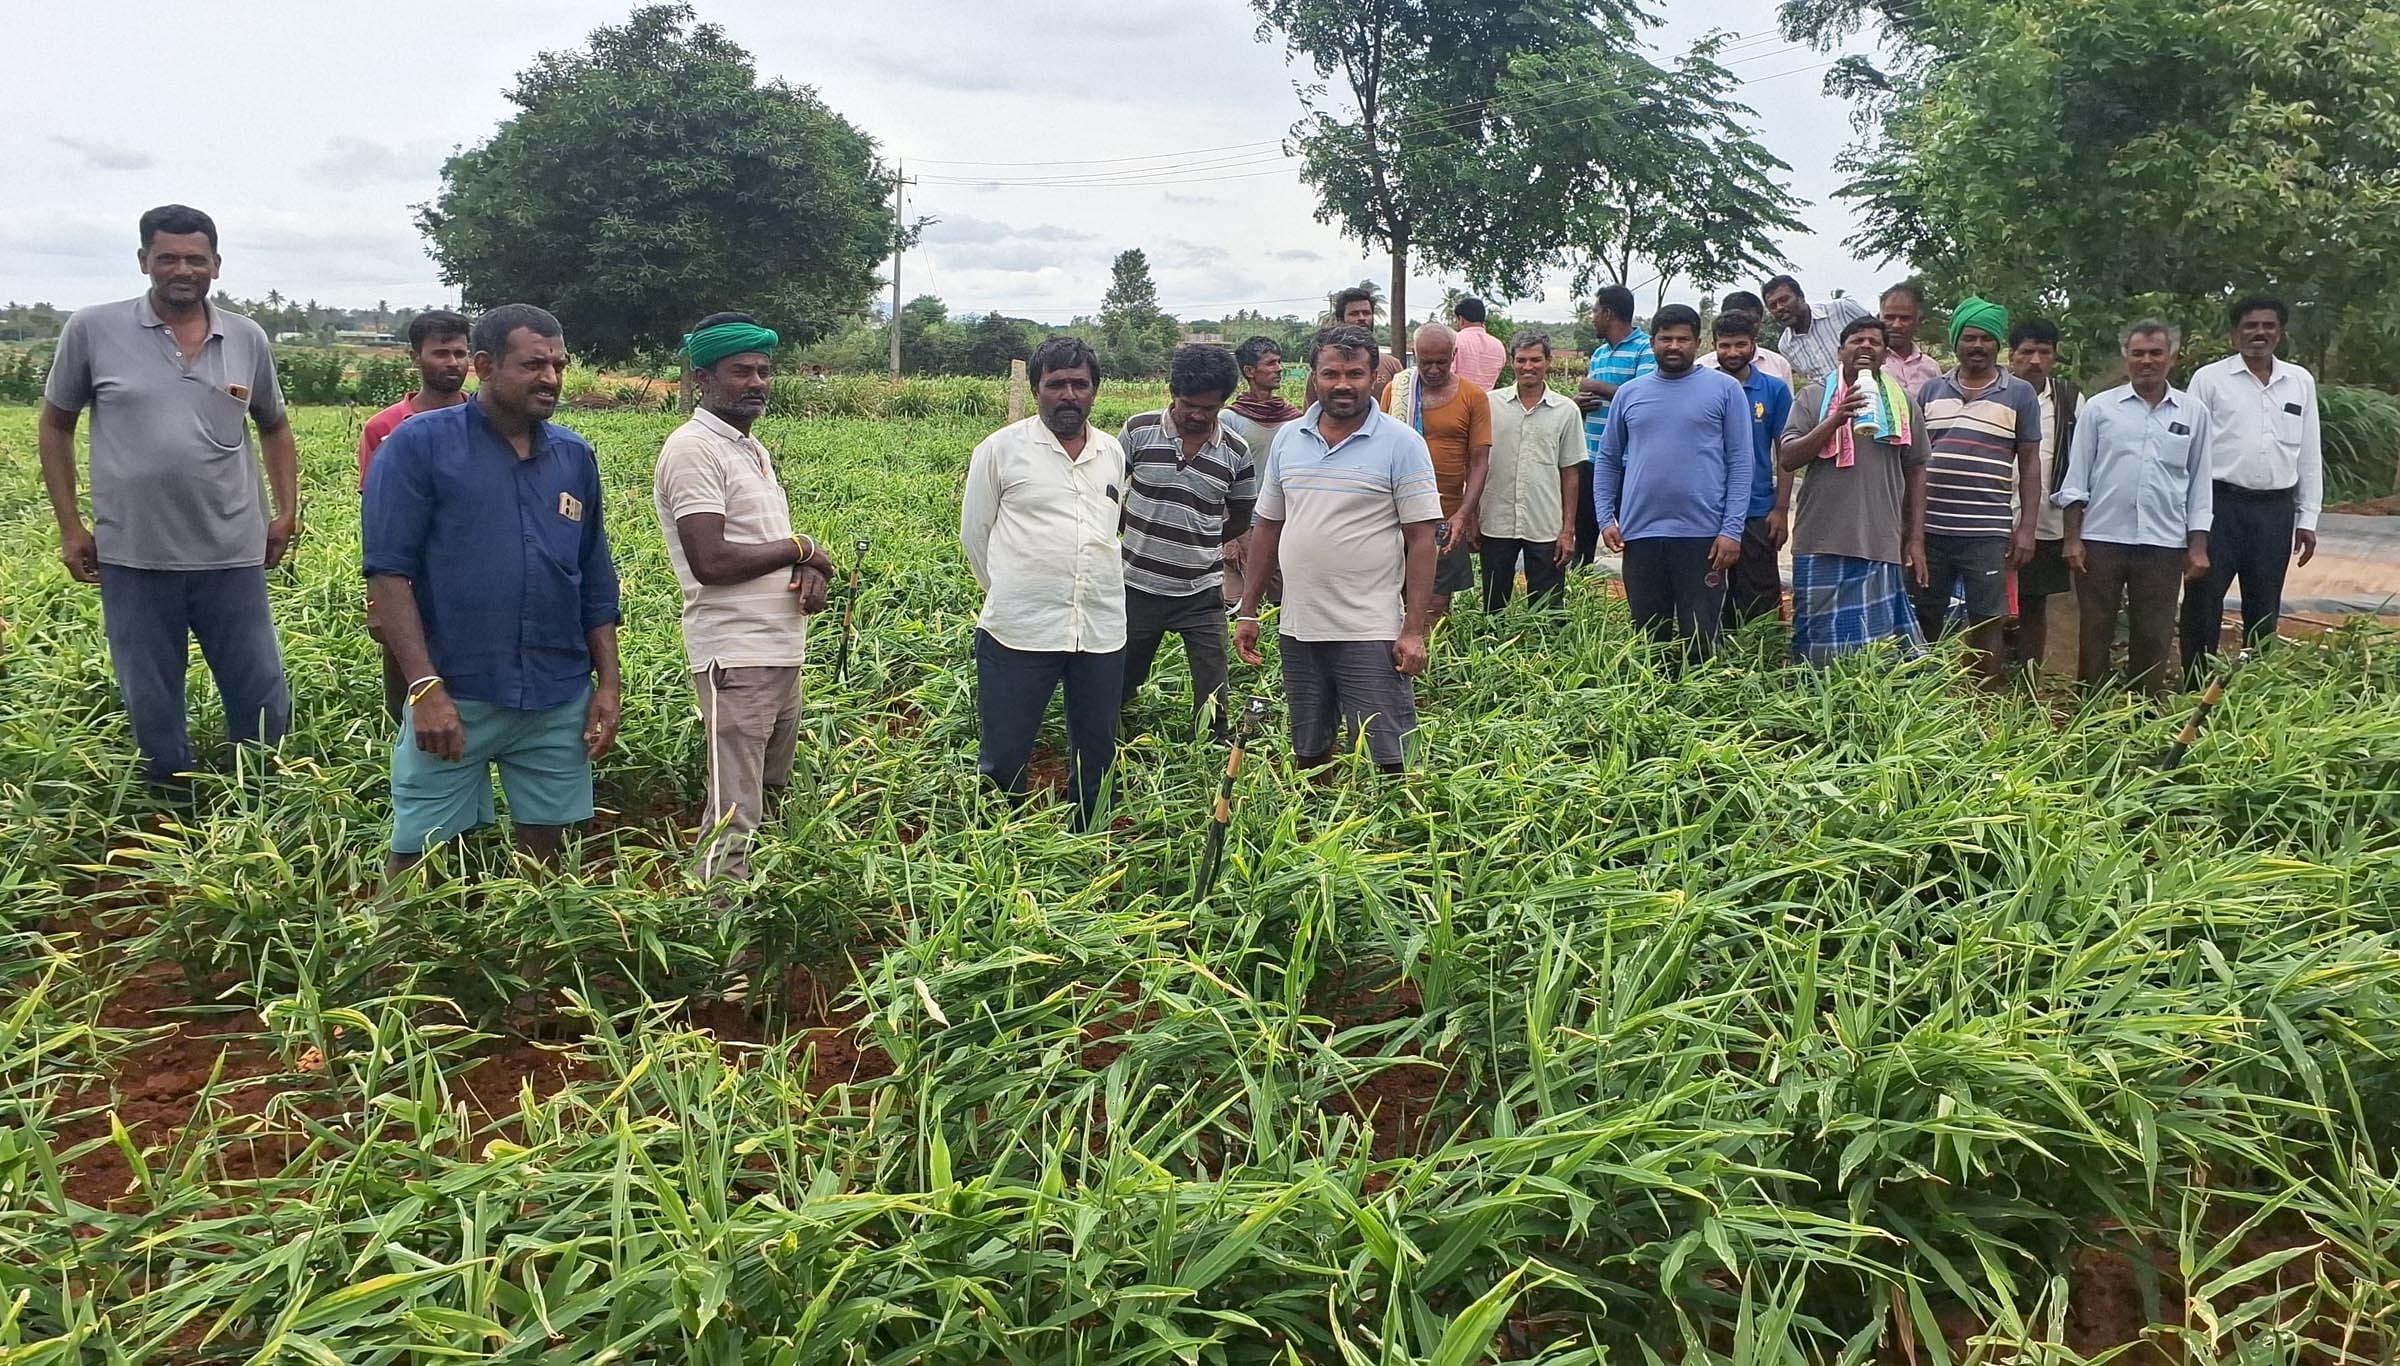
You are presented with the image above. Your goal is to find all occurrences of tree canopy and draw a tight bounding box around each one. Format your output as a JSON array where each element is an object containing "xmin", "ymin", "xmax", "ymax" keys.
[
  {"xmin": 1782, "ymin": 0, "xmax": 2400, "ymax": 375},
  {"xmin": 416, "ymin": 4, "xmax": 895, "ymax": 363},
  {"xmin": 1253, "ymin": 0, "xmax": 1802, "ymax": 350}
]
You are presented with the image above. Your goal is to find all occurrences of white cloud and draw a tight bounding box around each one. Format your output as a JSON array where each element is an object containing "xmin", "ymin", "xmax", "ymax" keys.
[{"xmin": 48, "ymin": 135, "xmax": 152, "ymax": 171}]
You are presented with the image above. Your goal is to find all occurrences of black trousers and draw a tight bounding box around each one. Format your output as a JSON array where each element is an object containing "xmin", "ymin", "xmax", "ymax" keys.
[
  {"xmin": 1722, "ymin": 516, "xmax": 1783, "ymax": 625},
  {"xmin": 974, "ymin": 629, "xmax": 1123, "ymax": 828},
  {"xmin": 1121, "ymin": 586, "xmax": 1232, "ymax": 740},
  {"xmin": 2181, "ymin": 482, "xmax": 2296, "ymax": 674},
  {"xmin": 1621, "ymin": 536, "xmax": 1726, "ymax": 664},
  {"xmin": 1479, "ymin": 538, "xmax": 1568, "ymax": 612},
  {"xmin": 1571, "ymin": 462, "xmax": 1600, "ymax": 567}
]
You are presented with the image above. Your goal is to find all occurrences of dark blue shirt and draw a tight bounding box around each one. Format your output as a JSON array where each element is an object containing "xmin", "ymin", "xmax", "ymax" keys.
[
  {"xmin": 1734, "ymin": 365, "xmax": 1796, "ymax": 520},
  {"xmin": 362, "ymin": 400, "xmax": 621, "ymax": 710}
]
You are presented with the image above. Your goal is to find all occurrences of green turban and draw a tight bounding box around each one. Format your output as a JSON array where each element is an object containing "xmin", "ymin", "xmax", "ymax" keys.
[
  {"xmin": 685, "ymin": 321, "xmax": 780, "ymax": 370},
  {"xmin": 1949, "ymin": 296, "xmax": 2008, "ymax": 349}
]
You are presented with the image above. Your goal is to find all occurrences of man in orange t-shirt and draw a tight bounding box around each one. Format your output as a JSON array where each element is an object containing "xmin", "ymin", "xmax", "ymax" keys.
[{"xmin": 1381, "ymin": 323, "xmax": 1492, "ymax": 618}]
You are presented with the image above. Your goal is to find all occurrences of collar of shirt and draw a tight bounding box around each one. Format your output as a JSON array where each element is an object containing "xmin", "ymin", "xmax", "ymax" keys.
[
  {"xmin": 2114, "ymin": 385, "xmax": 2187, "ymax": 413},
  {"xmin": 1129, "ymin": 415, "xmax": 1232, "ymax": 463},
  {"xmin": 689, "ymin": 404, "xmax": 773, "ymax": 470},
  {"xmin": 1029, "ymin": 417, "xmax": 1110, "ymax": 464},
  {"xmin": 2204, "ymin": 353, "xmax": 2299, "ymax": 391},
  {"xmin": 465, "ymin": 394, "xmax": 565, "ymax": 459},
  {"xmin": 1510, "ymin": 385, "xmax": 1571, "ymax": 412},
  {"xmin": 133, "ymin": 293, "xmax": 227, "ymax": 339},
  {"xmin": 1295, "ymin": 400, "xmax": 1393, "ymax": 456}
]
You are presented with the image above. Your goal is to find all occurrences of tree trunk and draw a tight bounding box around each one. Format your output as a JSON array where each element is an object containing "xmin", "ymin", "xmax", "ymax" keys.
[{"xmin": 1389, "ymin": 230, "xmax": 1409, "ymax": 366}]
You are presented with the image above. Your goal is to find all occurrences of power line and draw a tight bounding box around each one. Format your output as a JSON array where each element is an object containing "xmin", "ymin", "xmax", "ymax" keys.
[
  {"xmin": 898, "ymin": 8, "xmax": 1918, "ymax": 181},
  {"xmin": 909, "ymin": 19, "xmax": 1906, "ymax": 192}
]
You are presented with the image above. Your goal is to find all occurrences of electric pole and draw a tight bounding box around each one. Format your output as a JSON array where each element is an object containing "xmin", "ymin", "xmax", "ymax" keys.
[{"xmin": 889, "ymin": 160, "xmax": 915, "ymax": 382}]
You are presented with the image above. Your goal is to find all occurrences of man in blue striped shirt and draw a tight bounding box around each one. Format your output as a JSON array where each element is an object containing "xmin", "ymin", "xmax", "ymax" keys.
[{"xmin": 1573, "ymin": 284, "xmax": 1654, "ymax": 566}]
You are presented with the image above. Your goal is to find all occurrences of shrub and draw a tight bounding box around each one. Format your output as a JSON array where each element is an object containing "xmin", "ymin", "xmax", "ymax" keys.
[{"xmin": 2320, "ymin": 383, "xmax": 2400, "ymax": 503}]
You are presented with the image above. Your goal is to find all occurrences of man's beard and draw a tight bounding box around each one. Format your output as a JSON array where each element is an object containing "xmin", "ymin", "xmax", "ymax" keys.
[{"xmin": 1044, "ymin": 406, "xmax": 1087, "ymax": 437}]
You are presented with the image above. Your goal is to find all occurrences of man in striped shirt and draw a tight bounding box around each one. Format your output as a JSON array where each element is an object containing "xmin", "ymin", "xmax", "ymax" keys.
[
  {"xmin": 1909, "ymin": 296, "xmax": 2042, "ymax": 687},
  {"xmin": 1762, "ymin": 275, "xmax": 1872, "ymax": 388},
  {"xmin": 1119, "ymin": 344, "xmax": 1255, "ymax": 741}
]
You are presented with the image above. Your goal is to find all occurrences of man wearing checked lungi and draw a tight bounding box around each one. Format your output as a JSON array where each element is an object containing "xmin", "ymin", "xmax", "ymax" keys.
[{"xmin": 1776, "ymin": 315, "xmax": 1933, "ymax": 665}]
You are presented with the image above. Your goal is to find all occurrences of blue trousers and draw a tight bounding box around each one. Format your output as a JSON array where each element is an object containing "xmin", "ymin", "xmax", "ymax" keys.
[{"xmin": 97, "ymin": 564, "xmax": 291, "ymax": 783}]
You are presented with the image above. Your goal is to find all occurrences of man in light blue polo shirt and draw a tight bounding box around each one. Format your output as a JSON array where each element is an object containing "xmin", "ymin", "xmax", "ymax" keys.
[
  {"xmin": 1234, "ymin": 324, "xmax": 1442, "ymax": 773},
  {"xmin": 364, "ymin": 304, "xmax": 623, "ymax": 871},
  {"xmin": 1572, "ymin": 284, "xmax": 1654, "ymax": 567}
]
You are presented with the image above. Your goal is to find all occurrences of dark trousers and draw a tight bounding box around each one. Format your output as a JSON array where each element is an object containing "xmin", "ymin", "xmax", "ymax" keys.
[
  {"xmin": 1479, "ymin": 538, "xmax": 1568, "ymax": 612},
  {"xmin": 2075, "ymin": 541, "xmax": 2183, "ymax": 698},
  {"xmin": 974, "ymin": 629, "xmax": 1122, "ymax": 827},
  {"xmin": 1121, "ymin": 586, "xmax": 1232, "ymax": 740},
  {"xmin": 2181, "ymin": 482, "xmax": 2296, "ymax": 674},
  {"xmin": 1621, "ymin": 536, "xmax": 1727, "ymax": 664},
  {"xmin": 1723, "ymin": 516, "xmax": 1783, "ymax": 625},
  {"xmin": 97, "ymin": 564, "xmax": 291, "ymax": 784},
  {"xmin": 1572, "ymin": 462, "xmax": 1600, "ymax": 567}
]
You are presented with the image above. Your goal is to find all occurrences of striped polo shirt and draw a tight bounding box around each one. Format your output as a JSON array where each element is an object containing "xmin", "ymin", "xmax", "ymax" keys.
[
  {"xmin": 1117, "ymin": 412, "xmax": 1256, "ymax": 597},
  {"xmin": 1917, "ymin": 370, "xmax": 2043, "ymax": 537}
]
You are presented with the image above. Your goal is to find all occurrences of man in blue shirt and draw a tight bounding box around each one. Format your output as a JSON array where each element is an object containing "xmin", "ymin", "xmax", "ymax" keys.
[
  {"xmin": 363, "ymin": 304, "xmax": 624, "ymax": 871},
  {"xmin": 2056, "ymin": 318, "xmax": 2213, "ymax": 699},
  {"xmin": 1592, "ymin": 304, "xmax": 1751, "ymax": 664},
  {"xmin": 1572, "ymin": 284, "xmax": 1654, "ymax": 567},
  {"xmin": 1709, "ymin": 310, "xmax": 1795, "ymax": 627}
]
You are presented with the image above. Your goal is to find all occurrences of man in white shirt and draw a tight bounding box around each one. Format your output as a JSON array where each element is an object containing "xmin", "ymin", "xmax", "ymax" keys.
[
  {"xmin": 2003, "ymin": 316, "xmax": 2082, "ymax": 673},
  {"xmin": 1697, "ymin": 291, "xmax": 1793, "ymax": 385},
  {"xmin": 960, "ymin": 336, "xmax": 1129, "ymax": 828},
  {"xmin": 654, "ymin": 312, "xmax": 832, "ymax": 883},
  {"xmin": 1476, "ymin": 331, "xmax": 1584, "ymax": 610},
  {"xmin": 2181, "ymin": 295, "xmax": 2322, "ymax": 676},
  {"xmin": 1761, "ymin": 275, "xmax": 1872, "ymax": 388}
]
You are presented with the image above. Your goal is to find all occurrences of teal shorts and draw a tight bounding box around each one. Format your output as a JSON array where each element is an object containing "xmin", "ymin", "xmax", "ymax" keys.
[{"xmin": 390, "ymin": 686, "xmax": 594, "ymax": 853}]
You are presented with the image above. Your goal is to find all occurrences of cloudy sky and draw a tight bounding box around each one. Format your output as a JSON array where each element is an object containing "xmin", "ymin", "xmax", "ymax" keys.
[{"xmin": 4, "ymin": 0, "xmax": 1905, "ymax": 324}]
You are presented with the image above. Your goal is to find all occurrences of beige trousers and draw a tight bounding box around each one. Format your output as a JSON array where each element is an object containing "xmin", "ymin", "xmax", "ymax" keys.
[{"xmin": 694, "ymin": 664, "xmax": 802, "ymax": 881}]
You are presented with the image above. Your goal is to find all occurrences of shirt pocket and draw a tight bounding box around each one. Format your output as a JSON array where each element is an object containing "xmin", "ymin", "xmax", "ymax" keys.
[{"xmin": 193, "ymin": 381, "xmax": 251, "ymax": 451}]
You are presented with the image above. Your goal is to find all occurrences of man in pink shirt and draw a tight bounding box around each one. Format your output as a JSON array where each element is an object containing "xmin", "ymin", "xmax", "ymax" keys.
[
  {"xmin": 1879, "ymin": 282, "xmax": 1943, "ymax": 392},
  {"xmin": 358, "ymin": 309, "xmax": 471, "ymax": 718},
  {"xmin": 1450, "ymin": 296, "xmax": 1506, "ymax": 391}
]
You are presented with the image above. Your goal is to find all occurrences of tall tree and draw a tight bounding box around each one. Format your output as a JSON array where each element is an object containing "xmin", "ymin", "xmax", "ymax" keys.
[
  {"xmin": 1100, "ymin": 249, "xmax": 1164, "ymax": 324},
  {"xmin": 1782, "ymin": 0, "xmax": 2400, "ymax": 372},
  {"xmin": 1463, "ymin": 34, "xmax": 1805, "ymax": 301},
  {"xmin": 416, "ymin": 4, "xmax": 895, "ymax": 362},
  {"xmin": 1254, "ymin": 0, "xmax": 1795, "ymax": 347},
  {"xmin": 1097, "ymin": 249, "xmax": 1179, "ymax": 378}
]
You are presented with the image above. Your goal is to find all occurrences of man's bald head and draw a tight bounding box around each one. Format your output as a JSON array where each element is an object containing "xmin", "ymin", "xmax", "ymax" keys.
[{"xmin": 1414, "ymin": 323, "xmax": 1457, "ymax": 384}]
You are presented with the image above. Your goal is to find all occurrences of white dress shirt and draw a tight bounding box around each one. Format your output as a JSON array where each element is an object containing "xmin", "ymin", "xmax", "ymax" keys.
[
  {"xmin": 960, "ymin": 416, "xmax": 1129, "ymax": 653},
  {"xmin": 1699, "ymin": 346, "xmax": 1794, "ymax": 386},
  {"xmin": 2186, "ymin": 354, "xmax": 2323, "ymax": 531}
]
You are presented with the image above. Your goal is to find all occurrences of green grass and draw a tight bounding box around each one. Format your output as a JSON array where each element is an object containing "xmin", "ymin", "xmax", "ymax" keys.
[{"xmin": 0, "ymin": 404, "xmax": 2396, "ymax": 1362}]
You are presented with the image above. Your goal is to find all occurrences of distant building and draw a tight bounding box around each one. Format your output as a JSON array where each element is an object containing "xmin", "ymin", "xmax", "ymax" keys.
[
  {"xmin": 1182, "ymin": 329, "xmax": 1225, "ymax": 345},
  {"xmin": 333, "ymin": 330, "xmax": 400, "ymax": 347}
]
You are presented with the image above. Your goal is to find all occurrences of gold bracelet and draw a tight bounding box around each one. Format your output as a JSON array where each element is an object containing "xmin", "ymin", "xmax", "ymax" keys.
[{"xmin": 406, "ymin": 676, "xmax": 444, "ymax": 707}]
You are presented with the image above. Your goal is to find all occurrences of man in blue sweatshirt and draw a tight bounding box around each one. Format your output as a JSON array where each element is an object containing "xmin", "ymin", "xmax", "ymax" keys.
[{"xmin": 1593, "ymin": 304, "xmax": 1751, "ymax": 663}]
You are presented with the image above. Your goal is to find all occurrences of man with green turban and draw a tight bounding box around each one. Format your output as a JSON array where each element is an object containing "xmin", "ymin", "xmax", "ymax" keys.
[
  {"xmin": 653, "ymin": 310, "xmax": 835, "ymax": 884},
  {"xmin": 1908, "ymin": 294, "xmax": 2044, "ymax": 687}
]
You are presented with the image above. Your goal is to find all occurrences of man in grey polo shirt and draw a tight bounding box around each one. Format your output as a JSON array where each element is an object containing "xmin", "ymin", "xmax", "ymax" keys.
[
  {"xmin": 1234, "ymin": 324, "xmax": 1441, "ymax": 773},
  {"xmin": 39, "ymin": 204, "xmax": 298, "ymax": 788}
]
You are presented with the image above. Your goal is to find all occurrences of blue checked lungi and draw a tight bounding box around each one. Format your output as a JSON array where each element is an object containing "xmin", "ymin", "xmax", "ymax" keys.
[{"xmin": 1790, "ymin": 553, "xmax": 1925, "ymax": 666}]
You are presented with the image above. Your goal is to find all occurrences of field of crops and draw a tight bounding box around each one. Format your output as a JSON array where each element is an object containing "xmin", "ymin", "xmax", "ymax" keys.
[{"xmin": 2, "ymin": 400, "xmax": 2397, "ymax": 1362}]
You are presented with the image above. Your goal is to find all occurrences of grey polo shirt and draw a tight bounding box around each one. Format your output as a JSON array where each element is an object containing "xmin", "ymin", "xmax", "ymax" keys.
[{"xmin": 44, "ymin": 296, "xmax": 287, "ymax": 571}]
